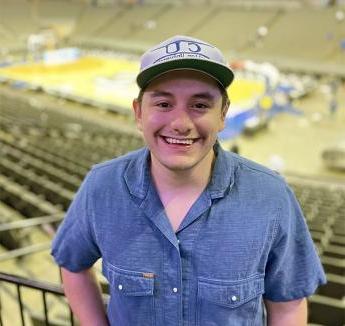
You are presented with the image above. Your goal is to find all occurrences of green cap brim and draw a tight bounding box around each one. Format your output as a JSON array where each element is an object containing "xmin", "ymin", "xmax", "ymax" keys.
[{"xmin": 137, "ymin": 58, "xmax": 234, "ymax": 90}]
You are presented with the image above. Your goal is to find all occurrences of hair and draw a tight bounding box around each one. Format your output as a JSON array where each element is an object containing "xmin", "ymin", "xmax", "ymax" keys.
[{"xmin": 136, "ymin": 81, "xmax": 230, "ymax": 112}]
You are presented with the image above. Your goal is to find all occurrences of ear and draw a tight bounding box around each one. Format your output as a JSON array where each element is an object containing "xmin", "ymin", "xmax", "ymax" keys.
[
  {"xmin": 132, "ymin": 98, "xmax": 143, "ymax": 131},
  {"xmin": 218, "ymin": 100, "xmax": 229, "ymax": 131},
  {"xmin": 221, "ymin": 98, "xmax": 230, "ymax": 121}
]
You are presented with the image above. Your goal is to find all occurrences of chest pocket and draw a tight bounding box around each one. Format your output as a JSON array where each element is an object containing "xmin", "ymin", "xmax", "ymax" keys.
[
  {"xmin": 197, "ymin": 274, "xmax": 264, "ymax": 326},
  {"xmin": 104, "ymin": 262, "xmax": 155, "ymax": 326}
]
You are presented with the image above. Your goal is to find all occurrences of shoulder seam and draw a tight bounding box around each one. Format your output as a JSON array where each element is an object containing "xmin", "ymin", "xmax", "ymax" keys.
[
  {"xmin": 237, "ymin": 158, "xmax": 284, "ymax": 183},
  {"xmin": 91, "ymin": 153, "xmax": 141, "ymax": 172}
]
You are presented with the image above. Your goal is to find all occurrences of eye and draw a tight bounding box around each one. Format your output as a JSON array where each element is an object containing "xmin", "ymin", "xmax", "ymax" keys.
[
  {"xmin": 191, "ymin": 102, "xmax": 210, "ymax": 111},
  {"xmin": 155, "ymin": 101, "xmax": 172, "ymax": 110}
]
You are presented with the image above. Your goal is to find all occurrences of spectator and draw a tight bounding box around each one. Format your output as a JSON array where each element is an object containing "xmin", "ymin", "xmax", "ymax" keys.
[{"xmin": 52, "ymin": 35, "xmax": 326, "ymax": 326}]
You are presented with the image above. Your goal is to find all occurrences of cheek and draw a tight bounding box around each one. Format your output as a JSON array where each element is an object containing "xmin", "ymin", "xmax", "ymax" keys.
[
  {"xmin": 144, "ymin": 112, "xmax": 167, "ymax": 129},
  {"xmin": 140, "ymin": 113, "xmax": 166, "ymax": 139},
  {"xmin": 197, "ymin": 115, "xmax": 225, "ymax": 135}
]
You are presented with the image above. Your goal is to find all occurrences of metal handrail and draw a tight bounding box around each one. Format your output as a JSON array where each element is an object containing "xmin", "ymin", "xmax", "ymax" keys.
[
  {"xmin": 0, "ymin": 271, "xmax": 74, "ymax": 326},
  {"xmin": 0, "ymin": 272, "xmax": 64, "ymax": 295},
  {"xmin": 0, "ymin": 213, "xmax": 72, "ymax": 325}
]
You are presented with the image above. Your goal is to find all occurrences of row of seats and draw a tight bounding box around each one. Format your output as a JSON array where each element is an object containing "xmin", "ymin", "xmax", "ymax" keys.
[
  {"xmin": 0, "ymin": 92, "xmax": 143, "ymax": 222},
  {"xmin": 288, "ymin": 177, "xmax": 345, "ymax": 325},
  {"xmin": 0, "ymin": 156, "xmax": 74, "ymax": 210},
  {"xmin": 0, "ymin": 141, "xmax": 82, "ymax": 192},
  {"xmin": 0, "ymin": 174, "xmax": 63, "ymax": 218},
  {"xmin": 0, "ymin": 94, "xmax": 129, "ymax": 139}
]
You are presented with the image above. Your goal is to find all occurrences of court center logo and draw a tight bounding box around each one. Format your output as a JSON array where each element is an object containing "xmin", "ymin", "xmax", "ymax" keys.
[{"xmin": 152, "ymin": 39, "xmax": 212, "ymax": 63}]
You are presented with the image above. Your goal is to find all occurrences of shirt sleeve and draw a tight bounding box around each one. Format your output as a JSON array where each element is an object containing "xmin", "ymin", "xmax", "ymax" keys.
[
  {"xmin": 51, "ymin": 171, "xmax": 101, "ymax": 272},
  {"xmin": 263, "ymin": 184, "xmax": 327, "ymax": 301}
]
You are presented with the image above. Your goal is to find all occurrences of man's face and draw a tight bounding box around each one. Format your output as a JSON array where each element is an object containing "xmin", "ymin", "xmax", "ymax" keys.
[{"xmin": 133, "ymin": 70, "xmax": 228, "ymax": 173}]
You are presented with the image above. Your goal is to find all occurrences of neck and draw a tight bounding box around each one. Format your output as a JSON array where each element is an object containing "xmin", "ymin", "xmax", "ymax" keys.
[{"xmin": 150, "ymin": 149, "xmax": 215, "ymax": 193}]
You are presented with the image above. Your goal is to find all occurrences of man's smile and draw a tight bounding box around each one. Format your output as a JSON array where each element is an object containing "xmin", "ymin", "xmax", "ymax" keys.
[{"xmin": 160, "ymin": 136, "xmax": 199, "ymax": 146}]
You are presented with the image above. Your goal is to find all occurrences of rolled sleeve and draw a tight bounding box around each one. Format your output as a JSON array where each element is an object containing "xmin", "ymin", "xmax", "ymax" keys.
[
  {"xmin": 51, "ymin": 171, "xmax": 101, "ymax": 272},
  {"xmin": 263, "ymin": 185, "xmax": 326, "ymax": 301}
]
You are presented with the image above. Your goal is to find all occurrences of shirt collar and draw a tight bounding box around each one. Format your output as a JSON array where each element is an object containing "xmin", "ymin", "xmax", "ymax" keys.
[
  {"xmin": 207, "ymin": 141, "xmax": 235, "ymax": 199},
  {"xmin": 124, "ymin": 142, "xmax": 235, "ymax": 200},
  {"xmin": 124, "ymin": 147, "xmax": 151, "ymax": 199}
]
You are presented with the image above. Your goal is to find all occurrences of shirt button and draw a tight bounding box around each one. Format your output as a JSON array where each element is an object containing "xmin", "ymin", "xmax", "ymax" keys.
[
  {"xmin": 177, "ymin": 239, "xmax": 180, "ymax": 244},
  {"xmin": 118, "ymin": 284, "xmax": 123, "ymax": 291},
  {"xmin": 172, "ymin": 287, "xmax": 178, "ymax": 293},
  {"xmin": 231, "ymin": 295, "xmax": 238, "ymax": 302}
]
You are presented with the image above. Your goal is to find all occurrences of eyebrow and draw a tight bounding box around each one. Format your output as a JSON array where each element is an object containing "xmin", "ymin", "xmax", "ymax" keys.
[
  {"xmin": 191, "ymin": 92, "xmax": 217, "ymax": 101},
  {"xmin": 148, "ymin": 90, "xmax": 217, "ymax": 101},
  {"xmin": 148, "ymin": 90, "xmax": 173, "ymax": 98}
]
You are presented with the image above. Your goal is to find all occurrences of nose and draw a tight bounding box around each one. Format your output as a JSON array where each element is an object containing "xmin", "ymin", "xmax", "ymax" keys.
[{"xmin": 170, "ymin": 108, "xmax": 193, "ymax": 135}]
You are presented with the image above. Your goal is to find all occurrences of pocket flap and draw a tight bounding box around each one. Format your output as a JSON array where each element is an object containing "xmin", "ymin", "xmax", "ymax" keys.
[
  {"xmin": 105, "ymin": 263, "xmax": 154, "ymax": 296},
  {"xmin": 198, "ymin": 275, "xmax": 264, "ymax": 308}
]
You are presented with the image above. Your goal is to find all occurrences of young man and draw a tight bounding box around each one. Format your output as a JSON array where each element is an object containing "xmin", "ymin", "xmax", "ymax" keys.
[{"xmin": 52, "ymin": 35, "xmax": 326, "ymax": 326}]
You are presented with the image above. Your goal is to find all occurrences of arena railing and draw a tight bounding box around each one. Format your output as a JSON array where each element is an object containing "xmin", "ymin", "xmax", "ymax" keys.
[
  {"xmin": 0, "ymin": 213, "xmax": 72, "ymax": 325},
  {"xmin": 0, "ymin": 271, "xmax": 74, "ymax": 326}
]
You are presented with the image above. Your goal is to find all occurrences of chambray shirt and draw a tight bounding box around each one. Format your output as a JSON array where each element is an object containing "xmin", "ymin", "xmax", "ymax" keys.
[{"xmin": 52, "ymin": 144, "xmax": 326, "ymax": 326}]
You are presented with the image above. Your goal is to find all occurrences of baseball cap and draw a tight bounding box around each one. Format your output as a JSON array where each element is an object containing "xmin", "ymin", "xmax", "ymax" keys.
[{"xmin": 136, "ymin": 35, "xmax": 234, "ymax": 90}]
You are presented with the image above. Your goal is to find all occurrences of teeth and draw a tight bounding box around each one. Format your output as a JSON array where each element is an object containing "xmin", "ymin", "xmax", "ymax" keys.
[{"xmin": 165, "ymin": 137, "xmax": 194, "ymax": 145}]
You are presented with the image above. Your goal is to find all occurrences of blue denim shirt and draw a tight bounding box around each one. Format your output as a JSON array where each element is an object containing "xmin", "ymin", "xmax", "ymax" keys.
[{"xmin": 52, "ymin": 144, "xmax": 326, "ymax": 326}]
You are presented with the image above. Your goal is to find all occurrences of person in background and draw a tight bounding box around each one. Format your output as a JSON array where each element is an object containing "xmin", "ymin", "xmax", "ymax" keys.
[
  {"xmin": 329, "ymin": 78, "xmax": 339, "ymax": 116},
  {"xmin": 51, "ymin": 35, "xmax": 326, "ymax": 326}
]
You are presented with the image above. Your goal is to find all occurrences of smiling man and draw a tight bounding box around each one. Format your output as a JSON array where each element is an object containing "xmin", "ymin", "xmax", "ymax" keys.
[{"xmin": 52, "ymin": 35, "xmax": 326, "ymax": 326}]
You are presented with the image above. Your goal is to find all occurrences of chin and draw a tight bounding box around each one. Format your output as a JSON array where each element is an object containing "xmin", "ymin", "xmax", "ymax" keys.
[{"xmin": 160, "ymin": 159, "xmax": 200, "ymax": 172}]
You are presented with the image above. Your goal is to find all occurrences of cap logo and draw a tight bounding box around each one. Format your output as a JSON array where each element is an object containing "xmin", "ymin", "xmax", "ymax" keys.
[{"xmin": 152, "ymin": 39, "xmax": 213, "ymax": 64}]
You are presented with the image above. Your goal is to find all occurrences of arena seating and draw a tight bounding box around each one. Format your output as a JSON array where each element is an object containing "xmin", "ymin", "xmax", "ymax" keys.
[
  {"xmin": 96, "ymin": 3, "xmax": 168, "ymax": 41},
  {"xmin": 73, "ymin": 6, "xmax": 123, "ymax": 39},
  {"xmin": 0, "ymin": 91, "xmax": 143, "ymax": 220},
  {"xmin": 0, "ymin": 0, "xmax": 37, "ymax": 51},
  {"xmin": 288, "ymin": 176, "xmax": 345, "ymax": 325},
  {"xmin": 1, "ymin": 0, "xmax": 343, "ymax": 74},
  {"xmin": 0, "ymin": 201, "xmax": 25, "ymax": 250},
  {"xmin": 241, "ymin": 7, "xmax": 343, "ymax": 60},
  {"xmin": 193, "ymin": 8, "xmax": 279, "ymax": 55},
  {"xmin": 35, "ymin": 0, "xmax": 83, "ymax": 21},
  {"xmin": 132, "ymin": 3, "xmax": 217, "ymax": 44}
]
